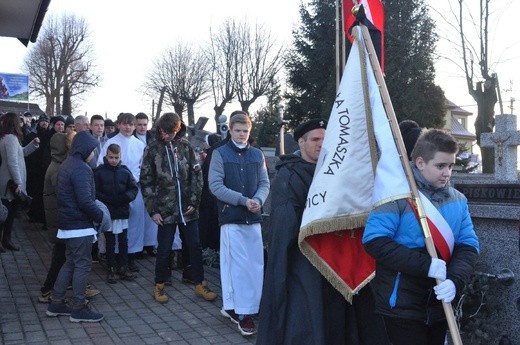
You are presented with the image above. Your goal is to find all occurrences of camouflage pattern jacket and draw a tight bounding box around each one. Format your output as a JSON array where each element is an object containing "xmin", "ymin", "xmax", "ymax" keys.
[{"xmin": 140, "ymin": 137, "xmax": 202, "ymax": 224}]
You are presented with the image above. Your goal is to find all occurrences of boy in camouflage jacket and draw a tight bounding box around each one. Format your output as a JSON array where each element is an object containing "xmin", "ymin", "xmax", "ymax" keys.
[{"xmin": 140, "ymin": 112, "xmax": 216, "ymax": 304}]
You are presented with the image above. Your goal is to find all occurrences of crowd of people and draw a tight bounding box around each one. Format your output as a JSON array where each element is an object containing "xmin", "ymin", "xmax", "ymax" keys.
[{"xmin": 0, "ymin": 109, "xmax": 480, "ymax": 344}]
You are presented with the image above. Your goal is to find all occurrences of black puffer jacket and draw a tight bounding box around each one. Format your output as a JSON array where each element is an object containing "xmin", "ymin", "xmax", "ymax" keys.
[
  {"xmin": 57, "ymin": 131, "xmax": 103, "ymax": 230},
  {"xmin": 94, "ymin": 158, "xmax": 138, "ymax": 220}
]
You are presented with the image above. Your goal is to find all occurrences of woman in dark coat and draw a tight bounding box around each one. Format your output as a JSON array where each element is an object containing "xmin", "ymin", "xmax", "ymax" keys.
[{"xmin": 24, "ymin": 115, "xmax": 50, "ymax": 223}]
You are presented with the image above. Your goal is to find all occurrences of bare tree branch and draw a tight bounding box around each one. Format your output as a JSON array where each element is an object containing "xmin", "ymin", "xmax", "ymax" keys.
[
  {"xmin": 456, "ymin": 0, "xmax": 499, "ymax": 173},
  {"xmin": 234, "ymin": 21, "xmax": 284, "ymax": 112},
  {"xmin": 206, "ymin": 19, "xmax": 239, "ymax": 126},
  {"xmin": 143, "ymin": 43, "xmax": 210, "ymax": 125},
  {"xmin": 23, "ymin": 14, "xmax": 100, "ymax": 115}
]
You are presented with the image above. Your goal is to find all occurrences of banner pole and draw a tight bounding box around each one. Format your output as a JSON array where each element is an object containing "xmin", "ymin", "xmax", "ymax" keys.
[
  {"xmin": 277, "ymin": 105, "xmax": 286, "ymax": 155},
  {"xmin": 335, "ymin": 0, "xmax": 341, "ymax": 90},
  {"xmin": 355, "ymin": 25, "xmax": 464, "ymax": 345},
  {"xmin": 340, "ymin": 1, "xmax": 346, "ymax": 70}
]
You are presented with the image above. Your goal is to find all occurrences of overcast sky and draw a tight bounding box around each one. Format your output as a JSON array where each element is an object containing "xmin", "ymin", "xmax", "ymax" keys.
[{"xmin": 0, "ymin": 0, "xmax": 518, "ymax": 132}]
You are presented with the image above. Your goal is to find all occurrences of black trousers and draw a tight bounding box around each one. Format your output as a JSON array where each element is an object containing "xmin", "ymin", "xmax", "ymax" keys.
[
  {"xmin": 41, "ymin": 242, "xmax": 66, "ymax": 293},
  {"xmin": 155, "ymin": 221, "xmax": 203, "ymax": 284},
  {"xmin": 1, "ymin": 198, "xmax": 19, "ymax": 244},
  {"xmin": 105, "ymin": 229, "xmax": 128, "ymax": 268},
  {"xmin": 383, "ymin": 316, "xmax": 447, "ymax": 345}
]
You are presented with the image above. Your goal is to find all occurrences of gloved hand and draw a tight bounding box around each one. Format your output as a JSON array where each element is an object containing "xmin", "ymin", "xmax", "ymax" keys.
[
  {"xmin": 434, "ymin": 279, "xmax": 456, "ymax": 303},
  {"xmin": 427, "ymin": 258, "xmax": 446, "ymax": 280}
]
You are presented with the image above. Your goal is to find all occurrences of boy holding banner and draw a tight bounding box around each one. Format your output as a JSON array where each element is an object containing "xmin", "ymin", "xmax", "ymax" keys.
[{"xmin": 363, "ymin": 129, "xmax": 480, "ymax": 345}]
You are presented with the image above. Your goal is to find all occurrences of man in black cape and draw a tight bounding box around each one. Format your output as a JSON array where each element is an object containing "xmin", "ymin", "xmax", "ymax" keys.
[
  {"xmin": 257, "ymin": 118, "xmax": 347, "ymax": 345},
  {"xmin": 256, "ymin": 119, "xmax": 389, "ymax": 345}
]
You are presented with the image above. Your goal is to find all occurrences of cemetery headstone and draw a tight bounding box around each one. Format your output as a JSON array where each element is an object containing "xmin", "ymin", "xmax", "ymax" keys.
[
  {"xmin": 451, "ymin": 114, "xmax": 520, "ymax": 343},
  {"xmin": 480, "ymin": 114, "xmax": 520, "ymax": 182}
]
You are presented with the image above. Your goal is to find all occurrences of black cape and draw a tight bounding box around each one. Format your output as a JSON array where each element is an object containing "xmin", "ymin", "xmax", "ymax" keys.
[
  {"xmin": 257, "ymin": 153, "xmax": 347, "ymax": 345},
  {"xmin": 256, "ymin": 152, "xmax": 390, "ymax": 345}
]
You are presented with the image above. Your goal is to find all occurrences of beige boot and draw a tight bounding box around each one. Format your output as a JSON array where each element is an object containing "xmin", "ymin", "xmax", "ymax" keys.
[
  {"xmin": 85, "ymin": 287, "xmax": 100, "ymax": 298},
  {"xmin": 195, "ymin": 283, "xmax": 217, "ymax": 301},
  {"xmin": 154, "ymin": 283, "xmax": 168, "ymax": 304}
]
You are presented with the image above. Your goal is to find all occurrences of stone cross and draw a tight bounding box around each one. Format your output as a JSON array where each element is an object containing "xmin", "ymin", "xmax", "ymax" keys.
[{"xmin": 481, "ymin": 114, "xmax": 520, "ymax": 181}]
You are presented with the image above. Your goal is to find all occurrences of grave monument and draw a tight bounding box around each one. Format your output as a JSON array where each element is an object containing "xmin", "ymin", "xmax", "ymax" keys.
[{"xmin": 451, "ymin": 114, "xmax": 520, "ymax": 343}]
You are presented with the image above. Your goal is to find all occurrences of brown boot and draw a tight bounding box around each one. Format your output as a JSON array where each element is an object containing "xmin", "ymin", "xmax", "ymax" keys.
[
  {"xmin": 85, "ymin": 287, "xmax": 100, "ymax": 298},
  {"xmin": 154, "ymin": 283, "xmax": 168, "ymax": 304},
  {"xmin": 195, "ymin": 282, "xmax": 217, "ymax": 301}
]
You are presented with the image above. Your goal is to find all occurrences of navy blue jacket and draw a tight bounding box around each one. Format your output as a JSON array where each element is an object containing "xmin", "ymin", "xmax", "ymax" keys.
[
  {"xmin": 57, "ymin": 131, "xmax": 103, "ymax": 230},
  {"xmin": 94, "ymin": 159, "xmax": 138, "ymax": 220}
]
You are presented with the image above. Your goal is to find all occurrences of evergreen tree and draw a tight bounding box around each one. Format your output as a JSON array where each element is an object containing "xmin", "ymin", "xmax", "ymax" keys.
[
  {"xmin": 385, "ymin": 0, "xmax": 445, "ymax": 128},
  {"xmin": 286, "ymin": 0, "xmax": 445, "ymax": 129},
  {"xmin": 251, "ymin": 82, "xmax": 283, "ymax": 147},
  {"xmin": 284, "ymin": 0, "xmax": 337, "ymax": 129}
]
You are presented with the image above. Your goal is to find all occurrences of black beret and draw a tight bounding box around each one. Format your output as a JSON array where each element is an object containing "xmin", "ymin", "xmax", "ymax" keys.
[
  {"xmin": 399, "ymin": 121, "xmax": 422, "ymax": 161},
  {"xmin": 293, "ymin": 118, "xmax": 327, "ymax": 142},
  {"xmin": 104, "ymin": 119, "xmax": 115, "ymax": 127}
]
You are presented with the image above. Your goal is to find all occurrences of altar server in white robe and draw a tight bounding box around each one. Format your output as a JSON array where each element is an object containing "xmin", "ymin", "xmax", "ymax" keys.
[{"xmin": 133, "ymin": 112, "xmax": 158, "ymax": 255}]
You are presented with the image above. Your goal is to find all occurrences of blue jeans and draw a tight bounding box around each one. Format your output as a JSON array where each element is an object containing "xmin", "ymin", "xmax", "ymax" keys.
[
  {"xmin": 51, "ymin": 236, "xmax": 93, "ymax": 307},
  {"xmin": 155, "ymin": 220, "xmax": 203, "ymax": 284}
]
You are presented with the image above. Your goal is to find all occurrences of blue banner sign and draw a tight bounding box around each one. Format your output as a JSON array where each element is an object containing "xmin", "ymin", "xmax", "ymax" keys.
[{"xmin": 0, "ymin": 72, "xmax": 29, "ymax": 101}]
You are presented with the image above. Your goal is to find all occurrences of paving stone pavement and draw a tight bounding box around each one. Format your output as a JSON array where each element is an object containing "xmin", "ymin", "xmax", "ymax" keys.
[{"xmin": 0, "ymin": 213, "xmax": 257, "ymax": 345}]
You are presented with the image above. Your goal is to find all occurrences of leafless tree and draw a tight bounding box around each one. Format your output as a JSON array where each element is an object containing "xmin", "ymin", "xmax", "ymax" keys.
[
  {"xmin": 176, "ymin": 45, "xmax": 211, "ymax": 126},
  {"xmin": 206, "ymin": 19, "xmax": 284, "ymax": 128},
  {"xmin": 143, "ymin": 43, "xmax": 209, "ymax": 126},
  {"xmin": 23, "ymin": 14, "xmax": 100, "ymax": 116},
  {"xmin": 153, "ymin": 87, "xmax": 167, "ymax": 123},
  {"xmin": 144, "ymin": 51, "xmax": 186, "ymax": 120},
  {"xmin": 457, "ymin": 0, "xmax": 497, "ymax": 173},
  {"xmin": 206, "ymin": 19, "xmax": 240, "ymax": 127},
  {"xmin": 234, "ymin": 21, "xmax": 284, "ymax": 112},
  {"xmin": 431, "ymin": 1, "xmax": 516, "ymax": 172}
]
